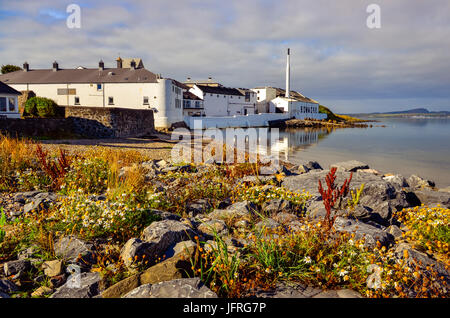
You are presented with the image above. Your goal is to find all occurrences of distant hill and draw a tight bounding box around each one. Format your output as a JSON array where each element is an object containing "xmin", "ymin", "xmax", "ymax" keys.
[{"xmin": 345, "ymin": 108, "xmax": 450, "ymax": 117}]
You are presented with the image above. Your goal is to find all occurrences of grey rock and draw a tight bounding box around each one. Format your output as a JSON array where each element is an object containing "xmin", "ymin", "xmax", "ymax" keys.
[
  {"xmin": 386, "ymin": 225, "xmax": 403, "ymax": 239},
  {"xmin": 50, "ymin": 272, "xmax": 101, "ymax": 298},
  {"xmin": 0, "ymin": 279, "xmax": 18, "ymax": 294},
  {"xmin": 54, "ymin": 236, "xmax": 95, "ymax": 264},
  {"xmin": 42, "ymin": 260, "xmax": 64, "ymax": 277},
  {"xmin": 23, "ymin": 198, "xmax": 50, "ymax": 214},
  {"xmin": 262, "ymin": 199, "xmax": 294, "ymax": 215},
  {"xmin": 330, "ymin": 160, "xmax": 369, "ymax": 172},
  {"xmin": 209, "ymin": 200, "xmax": 257, "ymax": 220},
  {"xmin": 334, "ymin": 217, "xmax": 393, "ymax": 248},
  {"xmin": 414, "ymin": 189, "xmax": 450, "ymax": 208},
  {"xmin": 121, "ymin": 220, "xmax": 196, "ymax": 267},
  {"xmin": 383, "ymin": 174, "xmax": 409, "ymax": 188},
  {"xmin": 313, "ymin": 290, "xmax": 340, "ymax": 298},
  {"xmin": 272, "ymin": 212, "xmax": 299, "ymax": 224},
  {"xmin": 255, "ymin": 218, "xmax": 281, "ymax": 232},
  {"xmin": 186, "ymin": 199, "xmax": 212, "ymax": 217},
  {"xmin": 439, "ymin": 186, "xmax": 450, "ymax": 193},
  {"xmin": 336, "ymin": 289, "xmax": 363, "ymax": 298},
  {"xmin": 197, "ymin": 219, "xmax": 228, "ymax": 236},
  {"xmin": 123, "ymin": 278, "xmax": 217, "ymax": 298},
  {"xmin": 4, "ymin": 259, "xmax": 31, "ymax": 276},
  {"xmin": 407, "ymin": 175, "xmax": 435, "ymax": 190},
  {"xmin": 151, "ymin": 209, "xmax": 181, "ymax": 221},
  {"xmin": 17, "ymin": 246, "xmax": 37, "ymax": 260},
  {"xmin": 394, "ymin": 243, "xmax": 449, "ymax": 282},
  {"xmin": 13, "ymin": 191, "xmax": 41, "ymax": 204}
]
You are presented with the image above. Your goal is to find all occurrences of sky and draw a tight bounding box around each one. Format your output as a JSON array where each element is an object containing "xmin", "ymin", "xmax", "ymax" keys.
[{"xmin": 0, "ymin": 0, "xmax": 449, "ymax": 113}]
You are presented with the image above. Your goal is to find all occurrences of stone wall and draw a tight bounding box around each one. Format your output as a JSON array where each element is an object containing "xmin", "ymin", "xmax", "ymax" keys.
[
  {"xmin": 0, "ymin": 118, "xmax": 74, "ymax": 139},
  {"xmin": 18, "ymin": 90, "xmax": 36, "ymax": 116},
  {"xmin": 0, "ymin": 107, "xmax": 154, "ymax": 139},
  {"xmin": 64, "ymin": 106, "xmax": 154, "ymax": 138}
]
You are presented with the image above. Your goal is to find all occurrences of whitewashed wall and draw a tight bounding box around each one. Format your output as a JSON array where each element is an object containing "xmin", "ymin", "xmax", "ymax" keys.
[
  {"xmin": 9, "ymin": 80, "xmax": 183, "ymax": 128},
  {"xmin": 184, "ymin": 113, "xmax": 291, "ymax": 129}
]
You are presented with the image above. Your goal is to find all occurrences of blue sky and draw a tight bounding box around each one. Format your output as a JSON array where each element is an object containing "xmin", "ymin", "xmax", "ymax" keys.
[{"xmin": 0, "ymin": 0, "xmax": 449, "ymax": 113}]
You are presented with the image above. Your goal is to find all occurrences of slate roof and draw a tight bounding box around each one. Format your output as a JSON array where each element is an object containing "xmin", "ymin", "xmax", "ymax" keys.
[
  {"xmin": 195, "ymin": 85, "xmax": 243, "ymax": 96},
  {"xmin": 0, "ymin": 81, "xmax": 21, "ymax": 95},
  {"xmin": 0, "ymin": 67, "xmax": 159, "ymax": 84}
]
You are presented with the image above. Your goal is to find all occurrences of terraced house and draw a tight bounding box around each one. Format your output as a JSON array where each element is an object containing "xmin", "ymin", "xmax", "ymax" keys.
[
  {"xmin": 0, "ymin": 58, "xmax": 185, "ymax": 128},
  {"xmin": 0, "ymin": 80, "xmax": 20, "ymax": 119}
]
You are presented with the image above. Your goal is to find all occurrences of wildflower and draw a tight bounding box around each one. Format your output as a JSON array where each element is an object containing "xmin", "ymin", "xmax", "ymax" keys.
[
  {"xmin": 339, "ymin": 269, "xmax": 348, "ymax": 277},
  {"xmin": 303, "ymin": 256, "xmax": 312, "ymax": 264}
]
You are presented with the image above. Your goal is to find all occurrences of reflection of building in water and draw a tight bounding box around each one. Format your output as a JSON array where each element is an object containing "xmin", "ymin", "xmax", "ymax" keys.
[{"xmin": 276, "ymin": 128, "xmax": 331, "ymax": 159}]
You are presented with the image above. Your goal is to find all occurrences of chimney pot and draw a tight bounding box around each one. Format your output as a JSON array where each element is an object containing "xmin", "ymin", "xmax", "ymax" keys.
[
  {"xmin": 116, "ymin": 57, "xmax": 122, "ymax": 68},
  {"xmin": 130, "ymin": 60, "xmax": 136, "ymax": 70},
  {"xmin": 99, "ymin": 60, "xmax": 104, "ymax": 71},
  {"xmin": 53, "ymin": 61, "xmax": 59, "ymax": 72},
  {"xmin": 23, "ymin": 62, "xmax": 29, "ymax": 72}
]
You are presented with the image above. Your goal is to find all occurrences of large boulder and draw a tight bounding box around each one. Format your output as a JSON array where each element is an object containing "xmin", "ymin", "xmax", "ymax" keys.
[
  {"xmin": 123, "ymin": 278, "xmax": 217, "ymax": 298},
  {"xmin": 121, "ymin": 220, "xmax": 196, "ymax": 268},
  {"xmin": 50, "ymin": 272, "xmax": 101, "ymax": 298},
  {"xmin": 407, "ymin": 175, "xmax": 435, "ymax": 190},
  {"xmin": 208, "ymin": 200, "xmax": 257, "ymax": 220},
  {"xmin": 414, "ymin": 189, "xmax": 450, "ymax": 208},
  {"xmin": 54, "ymin": 236, "xmax": 95, "ymax": 264},
  {"xmin": 334, "ymin": 217, "xmax": 394, "ymax": 248},
  {"xmin": 262, "ymin": 199, "xmax": 294, "ymax": 215}
]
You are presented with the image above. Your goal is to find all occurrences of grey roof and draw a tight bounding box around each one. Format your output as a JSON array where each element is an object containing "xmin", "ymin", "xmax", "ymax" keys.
[
  {"xmin": 183, "ymin": 91, "xmax": 202, "ymax": 100},
  {"xmin": 0, "ymin": 81, "xmax": 21, "ymax": 95},
  {"xmin": 195, "ymin": 85, "xmax": 243, "ymax": 96},
  {"xmin": 0, "ymin": 67, "xmax": 159, "ymax": 84}
]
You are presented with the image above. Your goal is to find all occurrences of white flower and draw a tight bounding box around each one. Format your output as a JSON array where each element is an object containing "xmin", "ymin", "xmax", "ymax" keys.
[
  {"xmin": 339, "ymin": 269, "xmax": 348, "ymax": 277},
  {"xmin": 303, "ymin": 256, "xmax": 312, "ymax": 264}
]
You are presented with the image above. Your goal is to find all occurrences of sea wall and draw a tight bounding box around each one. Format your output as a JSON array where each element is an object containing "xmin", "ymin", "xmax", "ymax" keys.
[{"xmin": 0, "ymin": 107, "xmax": 154, "ymax": 138}]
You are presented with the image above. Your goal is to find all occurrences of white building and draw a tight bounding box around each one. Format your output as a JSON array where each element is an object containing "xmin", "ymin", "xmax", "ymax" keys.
[
  {"xmin": 251, "ymin": 49, "xmax": 326, "ymax": 120},
  {"xmin": 0, "ymin": 81, "xmax": 20, "ymax": 118},
  {"xmin": 183, "ymin": 90, "xmax": 204, "ymax": 117},
  {"xmin": 0, "ymin": 59, "xmax": 185, "ymax": 128},
  {"xmin": 188, "ymin": 84, "xmax": 256, "ymax": 116}
]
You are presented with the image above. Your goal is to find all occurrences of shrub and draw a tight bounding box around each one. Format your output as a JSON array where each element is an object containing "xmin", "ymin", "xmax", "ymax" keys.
[{"xmin": 24, "ymin": 97, "xmax": 58, "ymax": 118}]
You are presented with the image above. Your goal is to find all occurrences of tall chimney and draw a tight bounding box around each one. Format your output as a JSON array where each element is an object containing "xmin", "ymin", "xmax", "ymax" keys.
[
  {"xmin": 53, "ymin": 61, "xmax": 59, "ymax": 72},
  {"xmin": 116, "ymin": 57, "xmax": 122, "ymax": 68},
  {"xmin": 130, "ymin": 60, "xmax": 136, "ymax": 70},
  {"xmin": 99, "ymin": 60, "xmax": 104, "ymax": 71},
  {"xmin": 285, "ymin": 48, "xmax": 290, "ymax": 98},
  {"xmin": 23, "ymin": 62, "xmax": 29, "ymax": 72}
]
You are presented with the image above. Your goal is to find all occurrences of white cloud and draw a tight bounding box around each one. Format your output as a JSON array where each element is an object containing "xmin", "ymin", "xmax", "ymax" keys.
[{"xmin": 0, "ymin": 0, "xmax": 449, "ymax": 112}]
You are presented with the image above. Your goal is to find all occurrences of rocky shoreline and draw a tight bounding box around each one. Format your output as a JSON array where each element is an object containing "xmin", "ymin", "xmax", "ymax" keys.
[
  {"xmin": 1, "ymin": 157, "xmax": 449, "ymax": 299},
  {"xmin": 270, "ymin": 118, "xmax": 373, "ymax": 129}
]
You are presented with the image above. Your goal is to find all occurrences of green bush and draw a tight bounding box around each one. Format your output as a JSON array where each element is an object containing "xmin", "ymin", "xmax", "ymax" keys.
[{"xmin": 24, "ymin": 97, "xmax": 58, "ymax": 118}]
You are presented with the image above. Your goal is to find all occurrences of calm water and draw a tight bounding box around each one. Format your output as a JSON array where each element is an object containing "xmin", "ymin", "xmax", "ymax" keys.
[{"xmin": 275, "ymin": 117, "xmax": 450, "ymax": 188}]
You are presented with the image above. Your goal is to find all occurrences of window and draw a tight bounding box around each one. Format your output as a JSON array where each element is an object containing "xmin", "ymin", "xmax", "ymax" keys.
[
  {"xmin": 108, "ymin": 97, "xmax": 114, "ymax": 105},
  {"xmin": 183, "ymin": 100, "xmax": 191, "ymax": 108},
  {"xmin": 74, "ymin": 96, "xmax": 80, "ymax": 105},
  {"xmin": 245, "ymin": 92, "xmax": 250, "ymax": 102},
  {"xmin": 195, "ymin": 101, "xmax": 200, "ymax": 108},
  {"xmin": 175, "ymin": 99, "xmax": 181, "ymax": 108},
  {"xmin": 0, "ymin": 97, "xmax": 6, "ymax": 112},
  {"xmin": 97, "ymin": 84, "xmax": 102, "ymax": 91},
  {"xmin": 143, "ymin": 96, "xmax": 149, "ymax": 105},
  {"xmin": 8, "ymin": 97, "xmax": 16, "ymax": 111}
]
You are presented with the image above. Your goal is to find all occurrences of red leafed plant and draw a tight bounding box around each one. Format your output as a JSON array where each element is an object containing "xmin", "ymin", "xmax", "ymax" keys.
[
  {"xmin": 35, "ymin": 144, "xmax": 71, "ymax": 190},
  {"xmin": 318, "ymin": 167, "xmax": 353, "ymax": 233}
]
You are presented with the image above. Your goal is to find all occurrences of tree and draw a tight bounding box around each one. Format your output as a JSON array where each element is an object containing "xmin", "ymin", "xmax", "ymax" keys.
[
  {"xmin": 1, "ymin": 64, "xmax": 22, "ymax": 74},
  {"xmin": 24, "ymin": 97, "xmax": 58, "ymax": 118}
]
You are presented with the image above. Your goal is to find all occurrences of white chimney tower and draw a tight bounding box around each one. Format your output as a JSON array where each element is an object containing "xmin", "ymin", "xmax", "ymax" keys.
[{"xmin": 285, "ymin": 48, "xmax": 290, "ymax": 98}]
